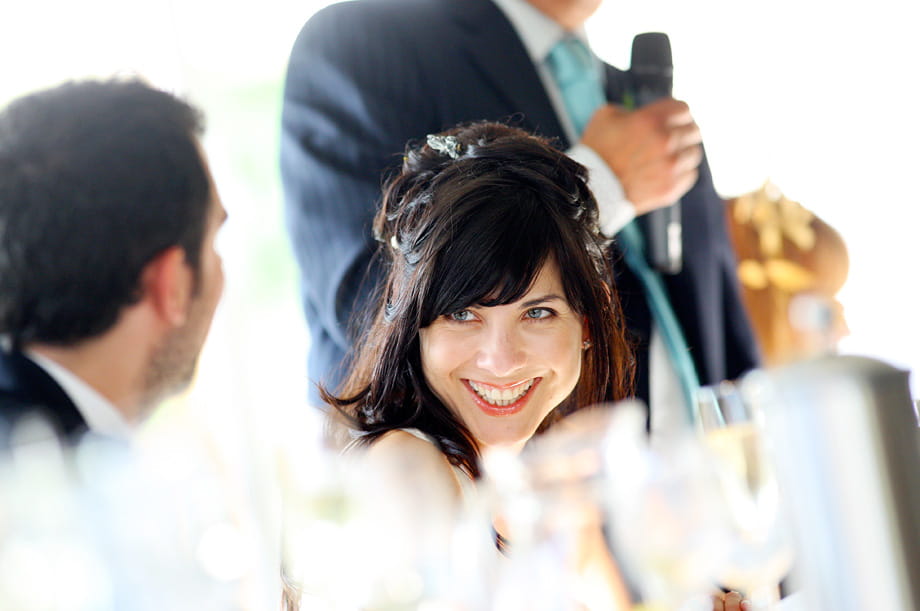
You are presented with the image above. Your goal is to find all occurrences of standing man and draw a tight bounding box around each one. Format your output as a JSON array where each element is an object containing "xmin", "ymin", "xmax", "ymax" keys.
[
  {"xmin": 280, "ymin": 0, "xmax": 759, "ymax": 427},
  {"xmin": 0, "ymin": 78, "xmax": 227, "ymax": 441}
]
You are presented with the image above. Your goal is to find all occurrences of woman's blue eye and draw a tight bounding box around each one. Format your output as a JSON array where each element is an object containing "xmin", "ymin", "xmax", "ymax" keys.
[
  {"xmin": 525, "ymin": 307, "xmax": 552, "ymax": 319},
  {"xmin": 449, "ymin": 310, "xmax": 475, "ymax": 322}
]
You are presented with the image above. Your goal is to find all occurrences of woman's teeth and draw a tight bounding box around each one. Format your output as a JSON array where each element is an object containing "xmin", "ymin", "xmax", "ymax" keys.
[{"xmin": 468, "ymin": 379, "xmax": 535, "ymax": 406}]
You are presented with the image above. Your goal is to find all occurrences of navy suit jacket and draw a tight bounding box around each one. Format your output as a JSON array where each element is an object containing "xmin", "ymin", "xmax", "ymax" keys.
[
  {"xmin": 0, "ymin": 349, "xmax": 86, "ymax": 442},
  {"xmin": 280, "ymin": 0, "xmax": 760, "ymax": 404}
]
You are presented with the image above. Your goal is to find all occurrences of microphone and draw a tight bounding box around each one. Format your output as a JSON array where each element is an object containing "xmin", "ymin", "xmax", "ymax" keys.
[{"xmin": 630, "ymin": 32, "xmax": 682, "ymax": 274}]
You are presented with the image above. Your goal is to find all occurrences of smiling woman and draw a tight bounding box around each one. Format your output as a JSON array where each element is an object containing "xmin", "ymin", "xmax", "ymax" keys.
[
  {"xmin": 324, "ymin": 121, "xmax": 633, "ymax": 478},
  {"xmin": 288, "ymin": 121, "xmax": 637, "ymax": 609}
]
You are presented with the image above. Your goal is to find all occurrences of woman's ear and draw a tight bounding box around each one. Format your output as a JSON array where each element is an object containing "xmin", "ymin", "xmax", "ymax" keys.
[{"xmin": 140, "ymin": 246, "xmax": 193, "ymax": 327}]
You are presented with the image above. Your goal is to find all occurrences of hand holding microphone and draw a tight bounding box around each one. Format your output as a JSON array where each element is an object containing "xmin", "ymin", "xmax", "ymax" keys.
[
  {"xmin": 580, "ymin": 32, "xmax": 702, "ymax": 273},
  {"xmin": 581, "ymin": 98, "xmax": 702, "ymax": 215}
]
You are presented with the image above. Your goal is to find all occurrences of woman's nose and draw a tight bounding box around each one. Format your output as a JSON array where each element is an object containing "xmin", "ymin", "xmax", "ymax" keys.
[{"xmin": 476, "ymin": 327, "xmax": 526, "ymax": 377}]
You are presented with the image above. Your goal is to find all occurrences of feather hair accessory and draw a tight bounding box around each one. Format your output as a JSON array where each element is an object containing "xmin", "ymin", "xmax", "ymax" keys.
[{"xmin": 426, "ymin": 134, "xmax": 462, "ymax": 159}]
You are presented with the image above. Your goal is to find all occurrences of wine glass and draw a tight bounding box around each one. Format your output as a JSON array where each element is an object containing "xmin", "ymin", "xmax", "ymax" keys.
[
  {"xmin": 599, "ymin": 401, "xmax": 735, "ymax": 611},
  {"xmin": 280, "ymin": 430, "xmax": 492, "ymax": 611},
  {"xmin": 698, "ymin": 375, "xmax": 795, "ymax": 610},
  {"xmin": 481, "ymin": 424, "xmax": 624, "ymax": 611}
]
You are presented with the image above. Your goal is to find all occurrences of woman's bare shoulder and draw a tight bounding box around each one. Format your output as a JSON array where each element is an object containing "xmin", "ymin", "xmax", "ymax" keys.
[
  {"xmin": 366, "ymin": 429, "xmax": 453, "ymax": 469},
  {"xmin": 363, "ymin": 429, "xmax": 463, "ymax": 500}
]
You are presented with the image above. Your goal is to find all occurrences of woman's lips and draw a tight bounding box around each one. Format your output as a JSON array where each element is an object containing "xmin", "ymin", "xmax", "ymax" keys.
[{"xmin": 463, "ymin": 378, "xmax": 542, "ymax": 416}]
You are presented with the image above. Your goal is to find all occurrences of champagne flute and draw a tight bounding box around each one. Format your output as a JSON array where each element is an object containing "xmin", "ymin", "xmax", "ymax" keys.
[
  {"xmin": 600, "ymin": 402, "xmax": 734, "ymax": 611},
  {"xmin": 481, "ymin": 419, "xmax": 626, "ymax": 611},
  {"xmin": 698, "ymin": 376, "xmax": 795, "ymax": 610}
]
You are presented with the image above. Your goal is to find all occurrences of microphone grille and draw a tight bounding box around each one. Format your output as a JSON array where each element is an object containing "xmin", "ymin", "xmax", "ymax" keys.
[{"xmin": 631, "ymin": 32, "xmax": 672, "ymax": 71}]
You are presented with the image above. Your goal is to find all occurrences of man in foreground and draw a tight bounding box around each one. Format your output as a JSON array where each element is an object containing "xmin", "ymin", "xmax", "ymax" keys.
[{"xmin": 0, "ymin": 78, "xmax": 226, "ymax": 441}]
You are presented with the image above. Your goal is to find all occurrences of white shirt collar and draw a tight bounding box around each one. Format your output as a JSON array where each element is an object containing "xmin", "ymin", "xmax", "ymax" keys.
[
  {"xmin": 25, "ymin": 350, "xmax": 133, "ymax": 440},
  {"xmin": 491, "ymin": 0, "xmax": 591, "ymax": 63}
]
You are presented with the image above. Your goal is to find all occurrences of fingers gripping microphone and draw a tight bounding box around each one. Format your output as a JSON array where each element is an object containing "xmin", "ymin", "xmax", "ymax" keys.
[{"xmin": 631, "ymin": 32, "xmax": 682, "ymax": 274}]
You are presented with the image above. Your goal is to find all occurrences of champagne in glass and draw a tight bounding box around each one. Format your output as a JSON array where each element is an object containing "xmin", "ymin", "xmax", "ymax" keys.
[{"xmin": 699, "ymin": 379, "xmax": 794, "ymax": 610}]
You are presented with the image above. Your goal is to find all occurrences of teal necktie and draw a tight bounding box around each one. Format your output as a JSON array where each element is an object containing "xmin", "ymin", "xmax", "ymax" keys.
[{"xmin": 546, "ymin": 37, "xmax": 701, "ymax": 425}]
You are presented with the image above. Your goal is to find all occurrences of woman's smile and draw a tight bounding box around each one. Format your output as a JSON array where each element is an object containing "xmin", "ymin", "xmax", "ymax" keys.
[{"xmin": 464, "ymin": 378, "xmax": 541, "ymax": 415}]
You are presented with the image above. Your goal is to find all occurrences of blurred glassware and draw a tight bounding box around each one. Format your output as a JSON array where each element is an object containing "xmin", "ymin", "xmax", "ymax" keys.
[
  {"xmin": 698, "ymin": 376, "xmax": 795, "ymax": 610},
  {"xmin": 601, "ymin": 402, "xmax": 733, "ymax": 611},
  {"xmin": 757, "ymin": 356, "xmax": 920, "ymax": 611},
  {"xmin": 279, "ymin": 445, "xmax": 358, "ymax": 610},
  {"xmin": 279, "ymin": 420, "xmax": 495, "ymax": 611},
  {"xmin": 482, "ymin": 407, "xmax": 630, "ymax": 611},
  {"xmin": 0, "ymin": 412, "xmax": 279, "ymax": 611},
  {"xmin": 483, "ymin": 402, "xmax": 733, "ymax": 610}
]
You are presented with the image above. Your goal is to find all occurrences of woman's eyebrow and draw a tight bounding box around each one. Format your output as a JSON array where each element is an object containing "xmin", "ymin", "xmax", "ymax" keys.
[{"xmin": 520, "ymin": 294, "xmax": 565, "ymax": 308}]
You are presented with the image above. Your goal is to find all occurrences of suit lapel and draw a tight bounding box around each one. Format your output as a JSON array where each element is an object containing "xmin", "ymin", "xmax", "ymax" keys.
[
  {"xmin": 443, "ymin": 0, "xmax": 568, "ymax": 144},
  {"xmin": 0, "ymin": 350, "xmax": 86, "ymax": 437}
]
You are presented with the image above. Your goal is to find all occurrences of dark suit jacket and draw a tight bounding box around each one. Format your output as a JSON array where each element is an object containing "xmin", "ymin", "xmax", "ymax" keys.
[
  {"xmin": 0, "ymin": 348, "xmax": 86, "ymax": 442},
  {"xmin": 280, "ymin": 0, "xmax": 760, "ymax": 404}
]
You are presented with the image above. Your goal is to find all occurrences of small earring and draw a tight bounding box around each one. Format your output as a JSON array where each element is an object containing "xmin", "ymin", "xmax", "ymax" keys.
[{"xmin": 583, "ymin": 339, "xmax": 592, "ymax": 350}]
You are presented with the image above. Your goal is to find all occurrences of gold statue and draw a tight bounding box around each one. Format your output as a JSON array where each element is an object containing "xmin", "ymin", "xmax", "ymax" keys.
[{"xmin": 725, "ymin": 181, "xmax": 850, "ymax": 366}]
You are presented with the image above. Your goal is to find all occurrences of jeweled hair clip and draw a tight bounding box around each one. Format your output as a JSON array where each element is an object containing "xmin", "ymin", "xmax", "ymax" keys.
[{"xmin": 426, "ymin": 134, "xmax": 462, "ymax": 160}]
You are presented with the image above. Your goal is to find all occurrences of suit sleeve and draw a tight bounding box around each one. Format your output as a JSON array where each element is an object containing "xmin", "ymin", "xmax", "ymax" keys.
[{"xmin": 280, "ymin": 4, "xmax": 433, "ymax": 352}]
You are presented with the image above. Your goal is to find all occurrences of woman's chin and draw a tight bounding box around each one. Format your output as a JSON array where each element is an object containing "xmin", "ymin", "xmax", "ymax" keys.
[{"xmin": 475, "ymin": 429, "xmax": 534, "ymax": 454}]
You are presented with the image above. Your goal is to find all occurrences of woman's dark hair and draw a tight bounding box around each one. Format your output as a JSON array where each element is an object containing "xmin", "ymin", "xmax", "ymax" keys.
[{"xmin": 323, "ymin": 122, "xmax": 633, "ymax": 478}]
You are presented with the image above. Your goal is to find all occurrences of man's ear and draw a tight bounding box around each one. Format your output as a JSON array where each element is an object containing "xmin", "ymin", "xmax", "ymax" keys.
[{"xmin": 141, "ymin": 246, "xmax": 193, "ymax": 327}]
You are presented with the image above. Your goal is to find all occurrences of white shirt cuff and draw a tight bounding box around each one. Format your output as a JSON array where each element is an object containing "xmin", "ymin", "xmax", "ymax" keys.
[{"xmin": 568, "ymin": 143, "xmax": 636, "ymax": 236}]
